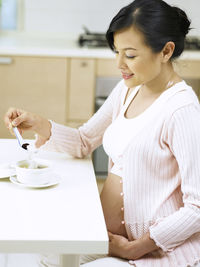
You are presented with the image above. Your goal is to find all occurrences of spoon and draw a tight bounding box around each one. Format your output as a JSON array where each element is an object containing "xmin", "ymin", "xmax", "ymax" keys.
[{"xmin": 13, "ymin": 127, "xmax": 30, "ymax": 150}]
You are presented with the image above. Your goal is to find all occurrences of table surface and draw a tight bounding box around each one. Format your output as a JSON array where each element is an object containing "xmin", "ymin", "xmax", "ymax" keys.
[{"xmin": 0, "ymin": 139, "xmax": 108, "ymax": 254}]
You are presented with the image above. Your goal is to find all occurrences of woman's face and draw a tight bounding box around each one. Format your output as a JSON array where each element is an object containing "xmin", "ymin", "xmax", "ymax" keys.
[{"xmin": 114, "ymin": 26, "xmax": 163, "ymax": 89}]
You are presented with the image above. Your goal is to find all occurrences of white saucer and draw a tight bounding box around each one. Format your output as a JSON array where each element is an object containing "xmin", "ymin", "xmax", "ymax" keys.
[
  {"xmin": 0, "ymin": 163, "xmax": 16, "ymax": 178},
  {"xmin": 10, "ymin": 174, "xmax": 61, "ymax": 188}
]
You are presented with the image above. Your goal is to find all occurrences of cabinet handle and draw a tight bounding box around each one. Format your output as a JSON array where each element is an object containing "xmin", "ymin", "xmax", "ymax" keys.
[
  {"xmin": 81, "ymin": 61, "xmax": 88, "ymax": 67},
  {"xmin": 0, "ymin": 57, "xmax": 13, "ymax": 64}
]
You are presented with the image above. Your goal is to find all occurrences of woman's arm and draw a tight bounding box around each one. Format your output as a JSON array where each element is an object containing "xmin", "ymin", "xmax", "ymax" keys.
[
  {"xmin": 108, "ymin": 231, "xmax": 158, "ymax": 260},
  {"xmin": 33, "ymin": 80, "xmax": 125, "ymax": 157},
  {"xmin": 4, "ymin": 81, "xmax": 125, "ymax": 157},
  {"xmin": 148, "ymin": 104, "xmax": 200, "ymax": 252}
]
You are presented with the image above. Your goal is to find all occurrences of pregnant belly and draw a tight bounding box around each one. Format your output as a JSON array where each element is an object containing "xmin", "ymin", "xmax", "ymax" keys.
[{"xmin": 100, "ymin": 173, "xmax": 128, "ymax": 238}]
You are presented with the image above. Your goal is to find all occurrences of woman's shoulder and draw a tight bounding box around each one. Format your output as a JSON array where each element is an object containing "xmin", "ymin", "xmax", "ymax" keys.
[
  {"xmin": 161, "ymin": 81, "xmax": 200, "ymax": 130},
  {"xmin": 166, "ymin": 80, "xmax": 199, "ymax": 111}
]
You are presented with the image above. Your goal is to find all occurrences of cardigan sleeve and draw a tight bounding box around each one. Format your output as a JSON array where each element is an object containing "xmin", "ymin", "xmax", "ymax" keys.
[
  {"xmin": 36, "ymin": 80, "xmax": 124, "ymax": 158},
  {"xmin": 149, "ymin": 103, "xmax": 200, "ymax": 252}
]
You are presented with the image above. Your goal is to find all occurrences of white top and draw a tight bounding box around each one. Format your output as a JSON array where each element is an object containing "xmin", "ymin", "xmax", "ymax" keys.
[
  {"xmin": 40, "ymin": 79, "xmax": 200, "ymax": 267},
  {"xmin": 103, "ymin": 85, "xmax": 141, "ymax": 176}
]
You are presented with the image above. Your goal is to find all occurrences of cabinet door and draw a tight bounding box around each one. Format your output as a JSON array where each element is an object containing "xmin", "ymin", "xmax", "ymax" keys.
[
  {"xmin": 96, "ymin": 59, "xmax": 120, "ymax": 77},
  {"xmin": 173, "ymin": 60, "xmax": 200, "ymax": 79},
  {"xmin": 173, "ymin": 60, "xmax": 200, "ymax": 98},
  {"xmin": 0, "ymin": 56, "xmax": 68, "ymax": 139},
  {"xmin": 67, "ymin": 58, "xmax": 95, "ymax": 122}
]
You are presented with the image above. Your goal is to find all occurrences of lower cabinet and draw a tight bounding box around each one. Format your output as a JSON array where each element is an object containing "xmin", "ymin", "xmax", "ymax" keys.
[
  {"xmin": 66, "ymin": 58, "xmax": 96, "ymax": 123},
  {"xmin": 173, "ymin": 60, "xmax": 200, "ymax": 97},
  {"xmin": 0, "ymin": 56, "xmax": 68, "ymax": 139}
]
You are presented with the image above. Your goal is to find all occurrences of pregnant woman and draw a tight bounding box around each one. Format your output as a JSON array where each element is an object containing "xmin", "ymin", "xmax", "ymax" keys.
[{"xmin": 4, "ymin": 0, "xmax": 200, "ymax": 266}]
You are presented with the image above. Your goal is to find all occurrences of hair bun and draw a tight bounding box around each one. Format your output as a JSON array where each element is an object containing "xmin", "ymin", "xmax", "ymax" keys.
[{"xmin": 173, "ymin": 6, "xmax": 191, "ymax": 36}]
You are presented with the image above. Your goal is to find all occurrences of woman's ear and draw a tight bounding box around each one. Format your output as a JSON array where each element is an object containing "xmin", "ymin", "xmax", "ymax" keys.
[{"xmin": 161, "ymin": 41, "xmax": 175, "ymax": 63}]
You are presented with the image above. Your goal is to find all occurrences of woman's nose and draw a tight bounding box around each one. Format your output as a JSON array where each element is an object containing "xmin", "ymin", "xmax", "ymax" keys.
[{"xmin": 116, "ymin": 55, "xmax": 127, "ymax": 69}]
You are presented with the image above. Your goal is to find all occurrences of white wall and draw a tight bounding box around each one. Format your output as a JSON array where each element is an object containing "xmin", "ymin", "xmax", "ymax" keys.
[
  {"xmin": 24, "ymin": 0, "xmax": 200, "ymax": 37},
  {"xmin": 24, "ymin": 0, "xmax": 131, "ymax": 36}
]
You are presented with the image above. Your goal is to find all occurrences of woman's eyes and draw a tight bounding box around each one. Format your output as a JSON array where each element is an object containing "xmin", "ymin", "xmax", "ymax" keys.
[
  {"xmin": 114, "ymin": 50, "xmax": 136, "ymax": 59},
  {"xmin": 126, "ymin": 55, "xmax": 136, "ymax": 59}
]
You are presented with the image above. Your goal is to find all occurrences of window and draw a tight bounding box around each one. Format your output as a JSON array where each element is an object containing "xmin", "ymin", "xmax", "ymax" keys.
[{"xmin": 0, "ymin": 0, "xmax": 18, "ymax": 30}]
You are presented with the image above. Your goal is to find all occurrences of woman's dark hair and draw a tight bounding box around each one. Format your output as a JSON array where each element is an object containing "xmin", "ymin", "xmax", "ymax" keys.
[{"xmin": 106, "ymin": 0, "xmax": 191, "ymax": 59}]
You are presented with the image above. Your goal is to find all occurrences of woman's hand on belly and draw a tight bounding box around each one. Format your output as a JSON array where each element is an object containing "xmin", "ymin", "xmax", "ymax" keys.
[
  {"xmin": 108, "ymin": 231, "xmax": 131, "ymax": 259},
  {"xmin": 108, "ymin": 231, "xmax": 159, "ymax": 260}
]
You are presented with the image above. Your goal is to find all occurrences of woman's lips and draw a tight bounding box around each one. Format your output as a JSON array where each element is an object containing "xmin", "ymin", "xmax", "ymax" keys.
[{"xmin": 122, "ymin": 73, "xmax": 134, "ymax": 80}]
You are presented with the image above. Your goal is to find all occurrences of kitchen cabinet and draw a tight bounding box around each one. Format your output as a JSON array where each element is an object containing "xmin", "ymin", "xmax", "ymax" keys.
[
  {"xmin": 0, "ymin": 56, "xmax": 68, "ymax": 139},
  {"xmin": 96, "ymin": 59, "xmax": 120, "ymax": 76},
  {"xmin": 66, "ymin": 58, "xmax": 120, "ymax": 127},
  {"xmin": 173, "ymin": 60, "xmax": 200, "ymax": 97},
  {"xmin": 67, "ymin": 58, "xmax": 96, "ymax": 123},
  {"xmin": 173, "ymin": 60, "xmax": 200, "ymax": 79}
]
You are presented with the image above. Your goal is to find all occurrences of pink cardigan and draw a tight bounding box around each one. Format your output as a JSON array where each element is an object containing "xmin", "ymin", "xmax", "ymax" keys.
[{"xmin": 40, "ymin": 80, "xmax": 200, "ymax": 267}]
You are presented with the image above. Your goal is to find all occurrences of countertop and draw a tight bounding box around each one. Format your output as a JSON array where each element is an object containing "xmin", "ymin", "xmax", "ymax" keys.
[
  {"xmin": 0, "ymin": 32, "xmax": 200, "ymax": 60},
  {"xmin": 0, "ymin": 33, "xmax": 115, "ymax": 58}
]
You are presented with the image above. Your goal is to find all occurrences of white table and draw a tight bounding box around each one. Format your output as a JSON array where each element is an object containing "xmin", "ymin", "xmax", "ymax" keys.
[{"xmin": 0, "ymin": 139, "xmax": 108, "ymax": 267}]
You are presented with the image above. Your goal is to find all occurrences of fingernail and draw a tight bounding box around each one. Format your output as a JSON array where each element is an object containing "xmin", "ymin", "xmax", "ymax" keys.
[{"xmin": 12, "ymin": 121, "xmax": 17, "ymax": 126}]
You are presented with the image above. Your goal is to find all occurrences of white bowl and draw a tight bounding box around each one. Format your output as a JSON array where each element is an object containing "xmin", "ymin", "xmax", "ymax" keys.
[{"xmin": 16, "ymin": 160, "xmax": 51, "ymax": 185}]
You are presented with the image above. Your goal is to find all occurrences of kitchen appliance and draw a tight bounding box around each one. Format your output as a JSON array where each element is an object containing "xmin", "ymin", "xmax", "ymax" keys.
[
  {"xmin": 78, "ymin": 28, "xmax": 200, "ymax": 50},
  {"xmin": 78, "ymin": 26, "xmax": 108, "ymax": 48},
  {"xmin": 184, "ymin": 37, "xmax": 200, "ymax": 50}
]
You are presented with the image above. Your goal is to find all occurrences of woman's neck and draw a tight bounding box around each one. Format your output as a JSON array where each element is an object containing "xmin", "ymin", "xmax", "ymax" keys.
[{"xmin": 142, "ymin": 62, "xmax": 182, "ymax": 97}]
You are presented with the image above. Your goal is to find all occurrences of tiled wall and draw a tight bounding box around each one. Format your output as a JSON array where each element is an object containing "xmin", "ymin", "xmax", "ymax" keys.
[{"xmin": 24, "ymin": 0, "xmax": 200, "ymax": 36}]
